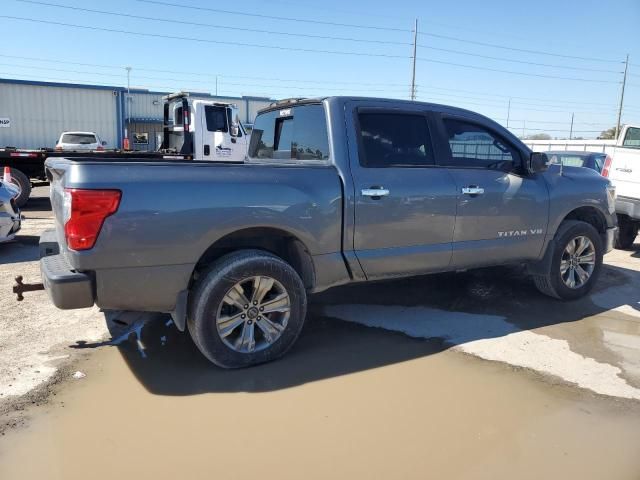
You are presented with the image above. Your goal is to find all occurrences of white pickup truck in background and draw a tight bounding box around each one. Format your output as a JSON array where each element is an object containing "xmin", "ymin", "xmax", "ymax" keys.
[{"xmin": 604, "ymin": 124, "xmax": 640, "ymax": 248}]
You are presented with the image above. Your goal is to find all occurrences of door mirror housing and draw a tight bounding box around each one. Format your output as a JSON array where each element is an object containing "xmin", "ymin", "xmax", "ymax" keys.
[
  {"xmin": 101, "ymin": 140, "xmax": 107, "ymax": 146},
  {"xmin": 528, "ymin": 152, "xmax": 549, "ymax": 174}
]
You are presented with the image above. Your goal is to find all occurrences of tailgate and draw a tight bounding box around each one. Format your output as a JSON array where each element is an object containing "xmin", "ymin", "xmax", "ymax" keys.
[{"xmin": 610, "ymin": 148, "xmax": 640, "ymax": 199}]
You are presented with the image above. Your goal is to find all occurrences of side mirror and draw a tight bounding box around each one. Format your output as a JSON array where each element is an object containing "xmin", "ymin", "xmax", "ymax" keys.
[
  {"xmin": 101, "ymin": 140, "xmax": 107, "ymax": 146},
  {"xmin": 528, "ymin": 152, "xmax": 549, "ymax": 174},
  {"xmin": 230, "ymin": 124, "xmax": 239, "ymax": 137}
]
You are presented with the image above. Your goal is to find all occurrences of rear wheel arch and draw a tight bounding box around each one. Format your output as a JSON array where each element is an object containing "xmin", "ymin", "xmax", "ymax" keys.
[{"xmin": 190, "ymin": 227, "xmax": 316, "ymax": 291}]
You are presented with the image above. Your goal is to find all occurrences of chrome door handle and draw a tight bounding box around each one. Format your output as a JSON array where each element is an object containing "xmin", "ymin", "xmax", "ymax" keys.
[
  {"xmin": 616, "ymin": 168, "xmax": 632, "ymax": 173},
  {"xmin": 361, "ymin": 187, "xmax": 390, "ymax": 197},
  {"xmin": 461, "ymin": 186, "xmax": 484, "ymax": 195}
]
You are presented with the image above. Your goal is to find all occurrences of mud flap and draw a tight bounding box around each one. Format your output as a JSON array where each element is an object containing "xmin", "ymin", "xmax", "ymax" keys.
[{"xmin": 170, "ymin": 290, "xmax": 188, "ymax": 332}]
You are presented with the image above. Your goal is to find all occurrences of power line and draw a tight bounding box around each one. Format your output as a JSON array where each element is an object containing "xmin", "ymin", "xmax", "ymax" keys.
[
  {"xmin": 418, "ymin": 32, "xmax": 622, "ymax": 64},
  {"xmin": 0, "ymin": 15, "xmax": 411, "ymax": 59},
  {"xmin": 14, "ymin": 0, "xmax": 411, "ymax": 46},
  {"xmin": 417, "ymin": 44, "xmax": 621, "ymax": 74},
  {"xmin": 417, "ymin": 88, "xmax": 618, "ymax": 113},
  {"xmin": 14, "ymin": 1, "xmax": 621, "ymax": 76},
  {"xmin": 417, "ymin": 93, "xmax": 616, "ymax": 116},
  {"xmin": 1, "ymin": 54, "xmax": 624, "ymax": 115},
  {"xmin": 0, "ymin": 15, "xmax": 621, "ymax": 86},
  {"xmin": 137, "ymin": 0, "xmax": 409, "ymax": 33},
  {"xmin": 418, "ymin": 84, "xmax": 616, "ymax": 107},
  {"xmin": 0, "ymin": 54, "xmax": 412, "ymax": 88},
  {"xmin": 417, "ymin": 57, "xmax": 621, "ymax": 83},
  {"xmin": 138, "ymin": 0, "xmax": 624, "ymax": 65}
]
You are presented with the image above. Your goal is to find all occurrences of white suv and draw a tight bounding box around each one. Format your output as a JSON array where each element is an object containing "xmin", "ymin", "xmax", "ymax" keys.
[{"xmin": 55, "ymin": 131, "xmax": 106, "ymax": 151}]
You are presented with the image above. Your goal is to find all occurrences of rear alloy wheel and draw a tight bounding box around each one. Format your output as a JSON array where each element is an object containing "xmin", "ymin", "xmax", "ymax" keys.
[
  {"xmin": 216, "ymin": 276, "xmax": 291, "ymax": 354},
  {"xmin": 533, "ymin": 220, "xmax": 603, "ymax": 300},
  {"xmin": 188, "ymin": 250, "xmax": 307, "ymax": 368}
]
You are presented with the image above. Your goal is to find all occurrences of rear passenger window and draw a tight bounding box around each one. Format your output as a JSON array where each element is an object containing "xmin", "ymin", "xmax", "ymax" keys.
[
  {"xmin": 443, "ymin": 119, "xmax": 519, "ymax": 170},
  {"xmin": 357, "ymin": 113, "xmax": 433, "ymax": 167},
  {"xmin": 623, "ymin": 127, "xmax": 640, "ymax": 148},
  {"xmin": 248, "ymin": 104, "xmax": 330, "ymax": 161}
]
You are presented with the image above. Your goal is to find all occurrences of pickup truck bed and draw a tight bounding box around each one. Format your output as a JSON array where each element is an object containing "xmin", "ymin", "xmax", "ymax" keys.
[{"xmin": 45, "ymin": 159, "xmax": 347, "ymax": 312}]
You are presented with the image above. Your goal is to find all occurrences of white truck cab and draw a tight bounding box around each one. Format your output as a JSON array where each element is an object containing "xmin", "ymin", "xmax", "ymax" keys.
[
  {"xmin": 605, "ymin": 124, "xmax": 640, "ymax": 248},
  {"xmin": 163, "ymin": 92, "xmax": 248, "ymax": 163}
]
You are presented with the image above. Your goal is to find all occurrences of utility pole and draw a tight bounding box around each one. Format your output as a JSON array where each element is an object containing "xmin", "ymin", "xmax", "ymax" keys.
[
  {"xmin": 615, "ymin": 54, "xmax": 629, "ymax": 140},
  {"xmin": 506, "ymin": 98, "xmax": 511, "ymax": 128},
  {"xmin": 215, "ymin": 75, "xmax": 219, "ymax": 96},
  {"xmin": 522, "ymin": 120, "xmax": 526, "ymax": 139},
  {"xmin": 125, "ymin": 66, "xmax": 131, "ymax": 150},
  {"xmin": 410, "ymin": 18, "xmax": 418, "ymax": 101},
  {"xmin": 569, "ymin": 112, "xmax": 574, "ymax": 140}
]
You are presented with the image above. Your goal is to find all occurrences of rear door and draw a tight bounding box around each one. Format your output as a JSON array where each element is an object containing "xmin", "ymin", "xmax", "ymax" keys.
[
  {"xmin": 434, "ymin": 115, "xmax": 549, "ymax": 268},
  {"xmin": 347, "ymin": 102, "xmax": 458, "ymax": 280}
]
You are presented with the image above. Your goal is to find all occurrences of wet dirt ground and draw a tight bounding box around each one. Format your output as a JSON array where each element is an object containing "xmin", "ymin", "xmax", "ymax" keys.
[{"xmin": 1, "ymin": 187, "xmax": 640, "ymax": 479}]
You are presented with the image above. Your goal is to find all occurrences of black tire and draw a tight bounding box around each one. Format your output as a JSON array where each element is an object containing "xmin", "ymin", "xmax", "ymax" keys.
[
  {"xmin": 6, "ymin": 168, "xmax": 31, "ymax": 208},
  {"xmin": 187, "ymin": 249, "xmax": 307, "ymax": 368},
  {"xmin": 533, "ymin": 220, "xmax": 603, "ymax": 300},
  {"xmin": 615, "ymin": 216, "xmax": 638, "ymax": 250}
]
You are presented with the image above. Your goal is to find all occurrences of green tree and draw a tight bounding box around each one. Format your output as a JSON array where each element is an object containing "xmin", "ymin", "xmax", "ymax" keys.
[
  {"xmin": 525, "ymin": 133, "xmax": 552, "ymax": 140},
  {"xmin": 598, "ymin": 126, "xmax": 621, "ymax": 140}
]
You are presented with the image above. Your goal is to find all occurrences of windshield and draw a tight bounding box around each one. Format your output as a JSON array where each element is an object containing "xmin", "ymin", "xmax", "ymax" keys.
[{"xmin": 61, "ymin": 133, "xmax": 97, "ymax": 144}]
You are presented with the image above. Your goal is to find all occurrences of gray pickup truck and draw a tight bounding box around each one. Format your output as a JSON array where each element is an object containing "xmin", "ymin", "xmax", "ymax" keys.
[{"xmin": 40, "ymin": 97, "xmax": 618, "ymax": 368}]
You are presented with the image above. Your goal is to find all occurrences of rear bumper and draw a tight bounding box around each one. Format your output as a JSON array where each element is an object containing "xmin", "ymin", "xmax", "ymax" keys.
[
  {"xmin": 40, "ymin": 230, "xmax": 95, "ymax": 309},
  {"xmin": 616, "ymin": 195, "xmax": 640, "ymax": 221}
]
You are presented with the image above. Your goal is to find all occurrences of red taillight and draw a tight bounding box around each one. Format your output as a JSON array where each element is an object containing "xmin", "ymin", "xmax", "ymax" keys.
[
  {"xmin": 183, "ymin": 107, "xmax": 190, "ymax": 132},
  {"xmin": 64, "ymin": 189, "xmax": 121, "ymax": 251},
  {"xmin": 96, "ymin": 145, "xmax": 105, "ymax": 151},
  {"xmin": 55, "ymin": 145, "xmax": 63, "ymax": 151},
  {"xmin": 602, "ymin": 154, "xmax": 613, "ymax": 177}
]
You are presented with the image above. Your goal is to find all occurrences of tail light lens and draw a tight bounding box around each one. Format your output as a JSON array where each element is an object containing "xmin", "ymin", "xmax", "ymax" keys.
[
  {"xmin": 96, "ymin": 145, "xmax": 105, "ymax": 151},
  {"xmin": 63, "ymin": 189, "xmax": 121, "ymax": 250},
  {"xmin": 55, "ymin": 145, "xmax": 63, "ymax": 151},
  {"xmin": 602, "ymin": 155, "xmax": 612, "ymax": 177}
]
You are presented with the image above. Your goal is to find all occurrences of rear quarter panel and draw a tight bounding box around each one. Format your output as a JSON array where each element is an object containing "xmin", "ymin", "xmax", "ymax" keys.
[{"xmin": 46, "ymin": 159, "xmax": 344, "ymax": 310}]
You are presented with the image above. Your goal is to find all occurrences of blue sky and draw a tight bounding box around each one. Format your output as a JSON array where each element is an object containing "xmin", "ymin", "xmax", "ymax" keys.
[{"xmin": 1, "ymin": 0, "xmax": 639, "ymax": 138}]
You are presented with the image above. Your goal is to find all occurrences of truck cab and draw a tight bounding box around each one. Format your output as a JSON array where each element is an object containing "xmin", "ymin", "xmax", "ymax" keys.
[{"xmin": 162, "ymin": 92, "xmax": 248, "ymax": 162}]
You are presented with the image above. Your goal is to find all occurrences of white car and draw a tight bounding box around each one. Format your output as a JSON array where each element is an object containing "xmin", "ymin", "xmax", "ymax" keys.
[
  {"xmin": 55, "ymin": 131, "xmax": 107, "ymax": 151},
  {"xmin": 0, "ymin": 180, "xmax": 21, "ymax": 243},
  {"xmin": 605, "ymin": 124, "xmax": 640, "ymax": 249}
]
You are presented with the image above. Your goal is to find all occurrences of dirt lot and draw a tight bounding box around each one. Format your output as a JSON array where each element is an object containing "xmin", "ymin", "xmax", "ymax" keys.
[{"xmin": 1, "ymin": 186, "xmax": 640, "ymax": 479}]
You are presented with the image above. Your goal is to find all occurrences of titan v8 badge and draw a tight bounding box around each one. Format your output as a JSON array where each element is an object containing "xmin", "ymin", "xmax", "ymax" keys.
[{"xmin": 498, "ymin": 228, "xmax": 543, "ymax": 237}]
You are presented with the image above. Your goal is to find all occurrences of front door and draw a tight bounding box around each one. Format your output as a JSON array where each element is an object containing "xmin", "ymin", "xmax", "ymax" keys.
[
  {"xmin": 436, "ymin": 116, "xmax": 549, "ymax": 268},
  {"xmin": 200, "ymin": 105, "xmax": 246, "ymax": 162},
  {"xmin": 348, "ymin": 104, "xmax": 458, "ymax": 280}
]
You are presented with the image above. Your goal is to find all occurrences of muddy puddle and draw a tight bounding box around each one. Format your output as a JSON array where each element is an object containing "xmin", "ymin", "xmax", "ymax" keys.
[{"xmin": 1, "ymin": 315, "xmax": 640, "ymax": 480}]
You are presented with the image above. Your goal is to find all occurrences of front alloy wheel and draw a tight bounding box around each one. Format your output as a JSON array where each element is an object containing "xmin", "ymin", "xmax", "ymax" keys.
[{"xmin": 560, "ymin": 235, "xmax": 596, "ymax": 289}]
